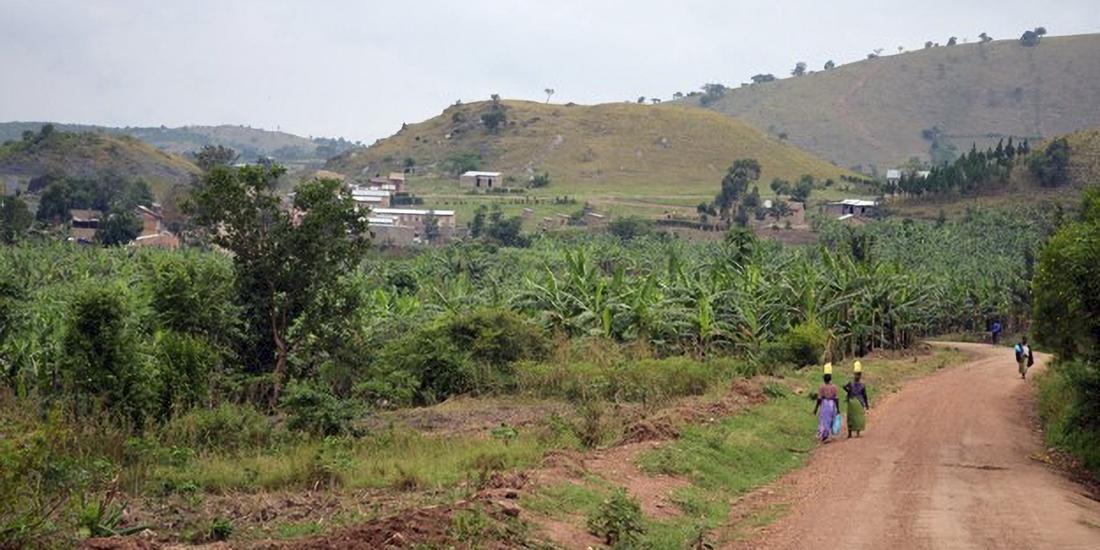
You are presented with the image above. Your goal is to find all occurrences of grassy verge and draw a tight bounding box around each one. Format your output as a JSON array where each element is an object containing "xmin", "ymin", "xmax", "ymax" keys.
[
  {"xmin": 150, "ymin": 423, "xmax": 579, "ymax": 495},
  {"xmin": 1035, "ymin": 359, "xmax": 1100, "ymax": 474},
  {"xmin": 521, "ymin": 348, "xmax": 963, "ymax": 548}
]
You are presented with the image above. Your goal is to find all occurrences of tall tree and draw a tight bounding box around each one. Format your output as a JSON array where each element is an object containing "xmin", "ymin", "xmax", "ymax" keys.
[
  {"xmin": 791, "ymin": 62, "xmax": 807, "ymax": 76},
  {"xmin": 194, "ymin": 145, "xmax": 239, "ymax": 172},
  {"xmin": 186, "ymin": 165, "xmax": 370, "ymax": 406},
  {"xmin": 96, "ymin": 208, "xmax": 142, "ymax": 246},
  {"xmin": 544, "ymin": 88, "xmax": 555, "ymax": 103}
]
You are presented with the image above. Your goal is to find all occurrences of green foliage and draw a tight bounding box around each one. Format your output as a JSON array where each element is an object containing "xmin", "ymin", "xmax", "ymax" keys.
[
  {"xmin": 0, "ymin": 196, "xmax": 32, "ymax": 244},
  {"xmin": 517, "ymin": 356, "xmax": 742, "ymax": 404},
  {"xmin": 279, "ymin": 381, "xmax": 363, "ymax": 436},
  {"xmin": 530, "ymin": 171, "xmax": 552, "ymax": 188},
  {"xmin": 1028, "ymin": 137, "xmax": 1070, "ymax": 188},
  {"xmin": 159, "ymin": 403, "xmax": 274, "ymax": 453},
  {"xmin": 763, "ymin": 322, "xmax": 828, "ymax": 367},
  {"xmin": 377, "ymin": 308, "xmax": 548, "ymax": 404},
  {"xmin": 152, "ymin": 331, "xmax": 219, "ymax": 419},
  {"xmin": 0, "ymin": 410, "xmax": 80, "ymax": 548},
  {"xmin": 96, "ymin": 208, "xmax": 142, "ymax": 246},
  {"xmin": 608, "ymin": 216, "xmax": 654, "ymax": 241},
  {"xmin": 1036, "ymin": 360, "xmax": 1100, "ymax": 472},
  {"xmin": 60, "ymin": 284, "xmax": 154, "ymax": 426},
  {"xmin": 698, "ymin": 83, "xmax": 727, "ymax": 107},
  {"xmin": 443, "ymin": 151, "xmax": 481, "ymax": 176},
  {"xmin": 193, "ymin": 144, "xmax": 238, "ymax": 172},
  {"xmin": 586, "ymin": 488, "xmax": 646, "ymax": 547},
  {"xmin": 1032, "ymin": 186, "xmax": 1100, "ymax": 473},
  {"xmin": 186, "ymin": 166, "xmax": 369, "ymax": 404}
]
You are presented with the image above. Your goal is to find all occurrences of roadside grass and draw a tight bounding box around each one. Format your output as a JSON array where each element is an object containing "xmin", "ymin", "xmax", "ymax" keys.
[
  {"xmin": 520, "ymin": 348, "xmax": 964, "ymax": 548},
  {"xmin": 150, "ymin": 424, "xmax": 579, "ymax": 495}
]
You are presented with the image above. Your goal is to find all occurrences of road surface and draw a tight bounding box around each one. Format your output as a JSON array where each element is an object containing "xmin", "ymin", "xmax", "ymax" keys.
[{"xmin": 730, "ymin": 342, "xmax": 1100, "ymax": 549}]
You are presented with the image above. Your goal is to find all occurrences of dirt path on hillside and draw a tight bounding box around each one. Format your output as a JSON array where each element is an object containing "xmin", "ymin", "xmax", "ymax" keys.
[{"xmin": 726, "ymin": 342, "xmax": 1100, "ymax": 549}]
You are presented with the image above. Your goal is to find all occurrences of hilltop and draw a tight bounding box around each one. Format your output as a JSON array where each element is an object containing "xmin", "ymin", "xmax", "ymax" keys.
[
  {"xmin": 0, "ymin": 122, "xmax": 358, "ymax": 164},
  {"xmin": 0, "ymin": 126, "xmax": 200, "ymax": 193},
  {"xmin": 326, "ymin": 99, "xmax": 852, "ymax": 191},
  {"xmin": 686, "ymin": 33, "xmax": 1100, "ymax": 173}
]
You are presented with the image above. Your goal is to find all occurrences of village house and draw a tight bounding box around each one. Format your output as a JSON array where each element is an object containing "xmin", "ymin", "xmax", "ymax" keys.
[
  {"xmin": 351, "ymin": 187, "xmax": 392, "ymax": 208},
  {"xmin": 824, "ymin": 199, "xmax": 879, "ymax": 220},
  {"xmin": 69, "ymin": 209, "xmax": 102, "ymax": 244},
  {"xmin": 459, "ymin": 171, "xmax": 503, "ymax": 189},
  {"xmin": 368, "ymin": 207, "xmax": 456, "ymax": 245},
  {"xmin": 131, "ymin": 205, "xmax": 180, "ymax": 249},
  {"xmin": 886, "ymin": 169, "xmax": 902, "ymax": 186}
]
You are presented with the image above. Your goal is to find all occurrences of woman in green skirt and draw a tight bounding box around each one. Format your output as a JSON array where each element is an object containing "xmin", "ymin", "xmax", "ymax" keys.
[{"xmin": 843, "ymin": 362, "xmax": 870, "ymax": 438}]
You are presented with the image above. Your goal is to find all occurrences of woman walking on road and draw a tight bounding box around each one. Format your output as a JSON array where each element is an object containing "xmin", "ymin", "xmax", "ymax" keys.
[
  {"xmin": 1015, "ymin": 337, "xmax": 1034, "ymax": 379},
  {"xmin": 843, "ymin": 361, "xmax": 870, "ymax": 438},
  {"xmin": 814, "ymin": 363, "xmax": 840, "ymax": 442}
]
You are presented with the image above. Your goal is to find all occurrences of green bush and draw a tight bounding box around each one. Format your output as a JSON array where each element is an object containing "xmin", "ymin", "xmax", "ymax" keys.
[
  {"xmin": 153, "ymin": 330, "xmax": 220, "ymax": 420},
  {"xmin": 279, "ymin": 381, "xmax": 363, "ymax": 436},
  {"xmin": 159, "ymin": 403, "xmax": 275, "ymax": 453},
  {"xmin": 0, "ymin": 410, "xmax": 80, "ymax": 548},
  {"xmin": 60, "ymin": 284, "xmax": 155, "ymax": 426},
  {"xmin": 761, "ymin": 322, "xmax": 827, "ymax": 368},
  {"xmin": 1037, "ymin": 360, "xmax": 1100, "ymax": 472},
  {"xmin": 377, "ymin": 308, "xmax": 549, "ymax": 404},
  {"xmin": 586, "ymin": 488, "xmax": 646, "ymax": 547}
]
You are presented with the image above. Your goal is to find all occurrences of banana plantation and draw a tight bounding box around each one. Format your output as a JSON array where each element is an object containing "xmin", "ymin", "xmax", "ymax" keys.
[{"xmin": 0, "ymin": 206, "xmax": 1049, "ymax": 400}]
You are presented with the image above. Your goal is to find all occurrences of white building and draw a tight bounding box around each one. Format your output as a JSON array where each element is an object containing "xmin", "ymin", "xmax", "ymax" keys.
[{"xmin": 459, "ymin": 171, "xmax": 503, "ymax": 189}]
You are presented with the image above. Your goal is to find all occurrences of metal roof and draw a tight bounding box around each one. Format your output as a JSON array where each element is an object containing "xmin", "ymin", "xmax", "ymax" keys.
[
  {"xmin": 461, "ymin": 171, "xmax": 502, "ymax": 177},
  {"xmin": 373, "ymin": 208, "xmax": 455, "ymax": 216}
]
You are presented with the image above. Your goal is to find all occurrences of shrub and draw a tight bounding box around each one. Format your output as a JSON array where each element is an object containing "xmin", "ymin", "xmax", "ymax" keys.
[
  {"xmin": 0, "ymin": 410, "xmax": 80, "ymax": 548},
  {"xmin": 586, "ymin": 488, "xmax": 646, "ymax": 547},
  {"xmin": 60, "ymin": 284, "xmax": 155, "ymax": 426},
  {"xmin": 761, "ymin": 322, "xmax": 828, "ymax": 368},
  {"xmin": 378, "ymin": 308, "xmax": 548, "ymax": 404},
  {"xmin": 159, "ymin": 403, "xmax": 274, "ymax": 453},
  {"xmin": 1036, "ymin": 360, "xmax": 1100, "ymax": 472},
  {"xmin": 279, "ymin": 381, "xmax": 363, "ymax": 436},
  {"xmin": 153, "ymin": 330, "xmax": 220, "ymax": 420}
]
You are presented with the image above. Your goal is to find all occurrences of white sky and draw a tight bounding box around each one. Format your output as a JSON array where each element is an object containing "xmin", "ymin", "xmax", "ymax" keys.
[{"xmin": 1, "ymin": 0, "xmax": 1096, "ymax": 143}]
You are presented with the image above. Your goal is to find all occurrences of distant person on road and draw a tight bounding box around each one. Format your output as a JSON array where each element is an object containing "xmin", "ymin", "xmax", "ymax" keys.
[
  {"xmin": 991, "ymin": 320, "xmax": 1002, "ymax": 345},
  {"xmin": 1015, "ymin": 337, "xmax": 1034, "ymax": 379},
  {"xmin": 843, "ymin": 361, "xmax": 870, "ymax": 438},
  {"xmin": 814, "ymin": 363, "xmax": 840, "ymax": 442}
]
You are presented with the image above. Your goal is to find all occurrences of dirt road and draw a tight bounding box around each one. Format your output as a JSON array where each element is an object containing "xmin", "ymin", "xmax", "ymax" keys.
[{"xmin": 730, "ymin": 342, "xmax": 1100, "ymax": 549}]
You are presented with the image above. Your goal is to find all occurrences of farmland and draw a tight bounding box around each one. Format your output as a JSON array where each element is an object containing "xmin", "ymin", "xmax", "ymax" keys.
[{"xmin": 0, "ymin": 196, "xmax": 1055, "ymax": 546}]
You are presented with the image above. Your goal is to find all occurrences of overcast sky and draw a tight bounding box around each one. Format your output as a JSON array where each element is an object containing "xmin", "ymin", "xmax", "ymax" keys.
[{"xmin": 1, "ymin": 0, "xmax": 1096, "ymax": 143}]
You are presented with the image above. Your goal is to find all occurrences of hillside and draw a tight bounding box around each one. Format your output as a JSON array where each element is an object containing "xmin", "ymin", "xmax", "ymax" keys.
[
  {"xmin": 0, "ymin": 122, "xmax": 358, "ymax": 163},
  {"xmin": 687, "ymin": 33, "xmax": 1100, "ymax": 173},
  {"xmin": 1064, "ymin": 127, "xmax": 1100, "ymax": 186},
  {"xmin": 0, "ymin": 127, "xmax": 200, "ymax": 192},
  {"xmin": 326, "ymin": 100, "xmax": 852, "ymax": 192}
]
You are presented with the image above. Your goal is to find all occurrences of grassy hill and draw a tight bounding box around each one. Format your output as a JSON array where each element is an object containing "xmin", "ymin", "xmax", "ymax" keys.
[
  {"xmin": 326, "ymin": 100, "xmax": 853, "ymax": 195},
  {"xmin": 686, "ymin": 33, "xmax": 1100, "ymax": 173},
  {"xmin": 0, "ymin": 127, "xmax": 201, "ymax": 194},
  {"xmin": 324, "ymin": 100, "xmax": 861, "ymax": 228},
  {"xmin": 0, "ymin": 122, "xmax": 358, "ymax": 164}
]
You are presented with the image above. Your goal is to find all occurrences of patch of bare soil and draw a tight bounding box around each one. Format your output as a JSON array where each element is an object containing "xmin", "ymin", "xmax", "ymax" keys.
[{"xmin": 620, "ymin": 379, "xmax": 766, "ymax": 444}]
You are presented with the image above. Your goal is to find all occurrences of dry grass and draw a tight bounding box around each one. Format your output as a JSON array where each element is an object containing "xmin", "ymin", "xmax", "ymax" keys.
[
  {"xmin": 692, "ymin": 33, "xmax": 1100, "ymax": 171},
  {"xmin": 326, "ymin": 100, "xmax": 853, "ymax": 192}
]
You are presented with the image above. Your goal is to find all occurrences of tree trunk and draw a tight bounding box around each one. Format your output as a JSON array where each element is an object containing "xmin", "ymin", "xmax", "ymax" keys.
[{"xmin": 269, "ymin": 309, "xmax": 289, "ymax": 410}]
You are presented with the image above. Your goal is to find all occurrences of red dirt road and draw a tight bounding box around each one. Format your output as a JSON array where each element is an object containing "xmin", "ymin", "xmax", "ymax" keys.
[{"xmin": 729, "ymin": 342, "xmax": 1100, "ymax": 549}]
